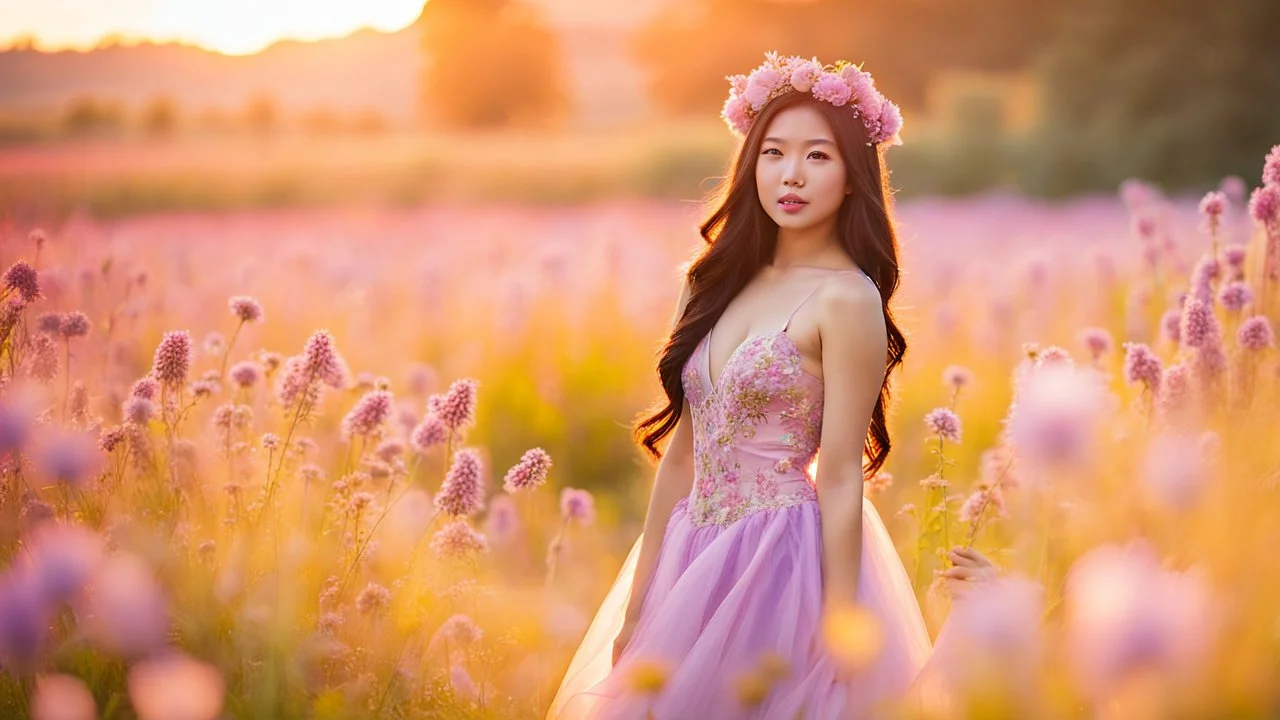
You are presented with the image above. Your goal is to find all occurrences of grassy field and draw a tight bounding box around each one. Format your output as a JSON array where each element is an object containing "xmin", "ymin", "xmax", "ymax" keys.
[{"xmin": 0, "ymin": 141, "xmax": 1278, "ymax": 718}]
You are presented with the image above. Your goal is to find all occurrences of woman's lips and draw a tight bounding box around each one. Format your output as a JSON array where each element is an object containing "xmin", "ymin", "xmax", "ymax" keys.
[{"xmin": 779, "ymin": 199, "xmax": 808, "ymax": 213}]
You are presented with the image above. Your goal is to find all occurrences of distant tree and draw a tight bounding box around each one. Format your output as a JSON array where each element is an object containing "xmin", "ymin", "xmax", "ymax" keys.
[
  {"xmin": 418, "ymin": 0, "xmax": 568, "ymax": 128},
  {"xmin": 140, "ymin": 95, "xmax": 179, "ymax": 138},
  {"xmin": 1030, "ymin": 0, "xmax": 1280, "ymax": 193},
  {"xmin": 61, "ymin": 96, "xmax": 125, "ymax": 137},
  {"xmin": 243, "ymin": 93, "xmax": 278, "ymax": 136}
]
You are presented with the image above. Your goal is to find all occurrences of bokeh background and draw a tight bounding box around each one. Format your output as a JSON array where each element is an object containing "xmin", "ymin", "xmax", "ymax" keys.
[{"xmin": 2, "ymin": 1, "xmax": 1280, "ymax": 718}]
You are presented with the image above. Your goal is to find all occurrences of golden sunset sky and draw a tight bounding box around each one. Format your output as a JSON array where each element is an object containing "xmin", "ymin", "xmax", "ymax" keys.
[{"xmin": 0, "ymin": 0, "xmax": 427, "ymax": 55}]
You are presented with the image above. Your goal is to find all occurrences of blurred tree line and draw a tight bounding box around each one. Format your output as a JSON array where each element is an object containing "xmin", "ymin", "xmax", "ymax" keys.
[
  {"xmin": 0, "ymin": 93, "xmax": 392, "ymax": 142},
  {"xmin": 418, "ymin": 0, "xmax": 1280, "ymax": 194},
  {"xmin": 416, "ymin": 0, "xmax": 567, "ymax": 129}
]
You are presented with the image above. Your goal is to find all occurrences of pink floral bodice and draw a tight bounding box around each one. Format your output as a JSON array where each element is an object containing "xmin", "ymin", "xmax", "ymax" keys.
[{"xmin": 681, "ymin": 319, "xmax": 831, "ymax": 527}]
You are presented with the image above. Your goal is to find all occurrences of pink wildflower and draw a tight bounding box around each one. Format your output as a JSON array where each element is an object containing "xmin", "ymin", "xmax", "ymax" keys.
[
  {"xmin": 1077, "ymin": 327, "xmax": 1113, "ymax": 362},
  {"xmin": 1121, "ymin": 343, "xmax": 1162, "ymax": 395},
  {"xmin": 58, "ymin": 312, "xmax": 90, "ymax": 338},
  {"xmin": 228, "ymin": 295, "xmax": 263, "ymax": 323},
  {"xmin": 340, "ymin": 389, "xmax": 393, "ymax": 440},
  {"xmin": 1263, "ymin": 144, "xmax": 1280, "ymax": 187},
  {"xmin": 430, "ymin": 379, "xmax": 478, "ymax": 432},
  {"xmin": 410, "ymin": 414, "xmax": 448, "ymax": 453},
  {"xmin": 502, "ymin": 447, "xmax": 553, "ymax": 493},
  {"xmin": 150, "ymin": 331, "xmax": 192, "ymax": 388},
  {"xmin": 923, "ymin": 407, "xmax": 962, "ymax": 444},
  {"xmin": 1237, "ymin": 315, "xmax": 1275, "ymax": 351},
  {"xmin": 1218, "ymin": 281, "xmax": 1253, "ymax": 312},
  {"xmin": 430, "ymin": 520, "xmax": 488, "ymax": 559},
  {"xmin": 560, "ymin": 487, "xmax": 596, "ymax": 525},
  {"xmin": 2, "ymin": 261, "xmax": 41, "ymax": 302},
  {"xmin": 435, "ymin": 448, "xmax": 484, "ymax": 516}
]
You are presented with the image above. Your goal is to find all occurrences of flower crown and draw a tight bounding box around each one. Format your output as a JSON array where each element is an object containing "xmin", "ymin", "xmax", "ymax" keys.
[{"xmin": 721, "ymin": 52, "xmax": 904, "ymax": 147}]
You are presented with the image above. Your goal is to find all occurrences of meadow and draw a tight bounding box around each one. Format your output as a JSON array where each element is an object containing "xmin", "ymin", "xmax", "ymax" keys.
[{"xmin": 0, "ymin": 142, "xmax": 1278, "ymax": 719}]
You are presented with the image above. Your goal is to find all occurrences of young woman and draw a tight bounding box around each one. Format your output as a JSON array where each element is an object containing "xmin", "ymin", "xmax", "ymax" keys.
[{"xmin": 547, "ymin": 53, "xmax": 996, "ymax": 719}]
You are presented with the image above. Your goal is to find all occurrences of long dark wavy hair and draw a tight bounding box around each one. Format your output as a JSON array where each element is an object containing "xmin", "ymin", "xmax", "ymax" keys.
[{"xmin": 633, "ymin": 90, "xmax": 908, "ymax": 480}]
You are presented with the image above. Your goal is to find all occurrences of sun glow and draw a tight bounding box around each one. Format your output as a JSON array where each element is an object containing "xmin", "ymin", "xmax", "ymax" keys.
[{"xmin": 0, "ymin": 0, "xmax": 427, "ymax": 56}]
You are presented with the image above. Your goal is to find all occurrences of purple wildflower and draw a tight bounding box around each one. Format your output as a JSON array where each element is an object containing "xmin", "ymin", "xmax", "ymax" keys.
[
  {"xmin": 1218, "ymin": 281, "xmax": 1253, "ymax": 312},
  {"xmin": 923, "ymin": 407, "xmax": 962, "ymax": 444},
  {"xmin": 502, "ymin": 447, "xmax": 553, "ymax": 493},
  {"xmin": 1250, "ymin": 185, "xmax": 1280, "ymax": 226},
  {"xmin": 1179, "ymin": 298, "xmax": 1220, "ymax": 350},
  {"xmin": 0, "ymin": 572, "xmax": 49, "ymax": 672},
  {"xmin": 374, "ymin": 439, "xmax": 405, "ymax": 462},
  {"xmin": 1005, "ymin": 363, "xmax": 1112, "ymax": 471},
  {"xmin": 410, "ymin": 415, "xmax": 448, "ymax": 453},
  {"xmin": 560, "ymin": 487, "xmax": 596, "ymax": 525},
  {"xmin": 34, "ymin": 313, "xmax": 61, "ymax": 335},
  {"xmin": 99, "ymin": 426, "xmax": 127, "ymax": 453},
  {"xmin": 435, "ymin": 448, "xmax": 485, "ymax": 516},
  {"xmin": 429, "ymin": 379, "xmax": 478, "ymax": 432},
  {"xmin": 1263, "ymin": 144, "xmax": 1280, "ymax": 187},
  {"xmin": 483, "ymin": 494, "xmax": 520, "ymax": 543},
  {"xmin": 151, "ymin": 331, "xmax": 192, "ymax": 388},
  {"xmin": 1077, "ymin": 327, "xmax": 1113, "ymax": 362},
  {"xmin": 1198, "ymin": 190, "xmax": 1226, "ymax": 221},
  {"xmin": 130, "ymin": 377, "xmax": 158, "ymax": 400},
  {"xmin": 430, "ymin": 520, "xmax": 488, "ymax": 559},
  {"xmin": 302, "ymin": 330, "xmax": 347, "ymax": 388},
  {"xmin": 122, "ymin": 396, "xmax": 155, "ymax": 425},
  {"xmin": 340, "ymin": 390, "xmax": 393, "ymax": 440},
  {"xmin": 1121, "ymin": 343, "xmax": 1162, "ymax": 395},
  {"xmin": 25, "ymin": 522, "xmax": 104, "ymax": 603},
  {"xmin": 228, "ymin": 361, "xmax": 261, "ymax": 389},
  {"xmin": 228, "ymin": 295, "xmax": 264, "ymax": 323},
  {"xmin": 1238, "ymin": 316, "xmax": 1275, "ymax": 351},
  {"xmin": 2, "ymin": 261, "xmax": 41, "ymax": 302}
]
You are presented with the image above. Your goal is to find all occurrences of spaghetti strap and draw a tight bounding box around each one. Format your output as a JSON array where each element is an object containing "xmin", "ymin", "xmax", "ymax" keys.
[
  {"xmin": 781, "ymin": 285, "xmax": 823, "ymax": 333},
  {"xmin": 780, "ymin": 269, "xmax": 871, "ymax": 333}
]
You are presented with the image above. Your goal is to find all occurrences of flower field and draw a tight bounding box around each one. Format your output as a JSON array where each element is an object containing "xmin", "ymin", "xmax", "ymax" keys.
[{"xmin": 1, "ymin": 145, "xmax": 1279, "ymax": 719}]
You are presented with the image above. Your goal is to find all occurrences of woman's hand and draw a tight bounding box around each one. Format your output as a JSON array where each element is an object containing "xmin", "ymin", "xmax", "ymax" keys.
[
  {"xmin": 612, "ymin": 615, "xmax": 640, "ymax": 666},
  {"xmin": 940, "ymin": 545, "xmax": 998, "ymax": 599}
]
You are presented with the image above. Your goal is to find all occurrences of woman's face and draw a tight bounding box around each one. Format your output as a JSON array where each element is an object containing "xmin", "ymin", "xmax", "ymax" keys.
[{"xmin": 754, "ymin": 103, "xmax": 849, "ymax": 232}]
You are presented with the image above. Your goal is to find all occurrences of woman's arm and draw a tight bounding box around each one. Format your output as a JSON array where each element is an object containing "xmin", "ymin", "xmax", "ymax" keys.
[
  {"xmin": 812, "ymin": 275, "xmax": 888, "ymax": 618},
  {"xmin": 621, "ymin": 279, "xmax": 697, "ymax": 626}
]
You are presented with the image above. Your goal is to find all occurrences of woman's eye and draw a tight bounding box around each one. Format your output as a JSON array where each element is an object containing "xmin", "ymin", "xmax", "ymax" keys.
[
  {"xmin": 808, "ymin": 151, "xmax": 829, "ymax": 160},
  {"xmin": 762, "ymin": 148, "xmax": 781, "ymax": 156}
]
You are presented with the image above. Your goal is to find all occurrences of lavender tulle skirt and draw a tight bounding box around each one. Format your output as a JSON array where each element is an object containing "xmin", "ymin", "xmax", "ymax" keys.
[{"xmin": 547, "ymin": 496, "xmax": 951, "ymax": 719}]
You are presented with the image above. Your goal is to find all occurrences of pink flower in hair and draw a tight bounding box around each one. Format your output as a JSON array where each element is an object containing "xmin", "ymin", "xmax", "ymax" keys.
[
  {"xmin": 789, "ymin": 60, "xmax": 821, "ymax": 92},
  {"xmin": 748, "ymin": 65, "xmax": 783, "ymax": 94},
  {"xmin": 875, "ymin": 101, "xmax": 904, "ymax": 144},
  {"xmin": 743, "ymin": 82, "xmax": 771, "ymax": 111},
  {"xmin": 810, "ymin": 73, "xmax": 852, "ymax": 107},
  {"xmin": 722, "ymin": 96, "xmax": 751, "ymax": 135},
  {"xmin": 728, "ymin": 74, "xmax": 748, "ymax": 95},
  {"xmin": 860, "ymin": 91, "xmax": 885, "ymax": 124}
]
